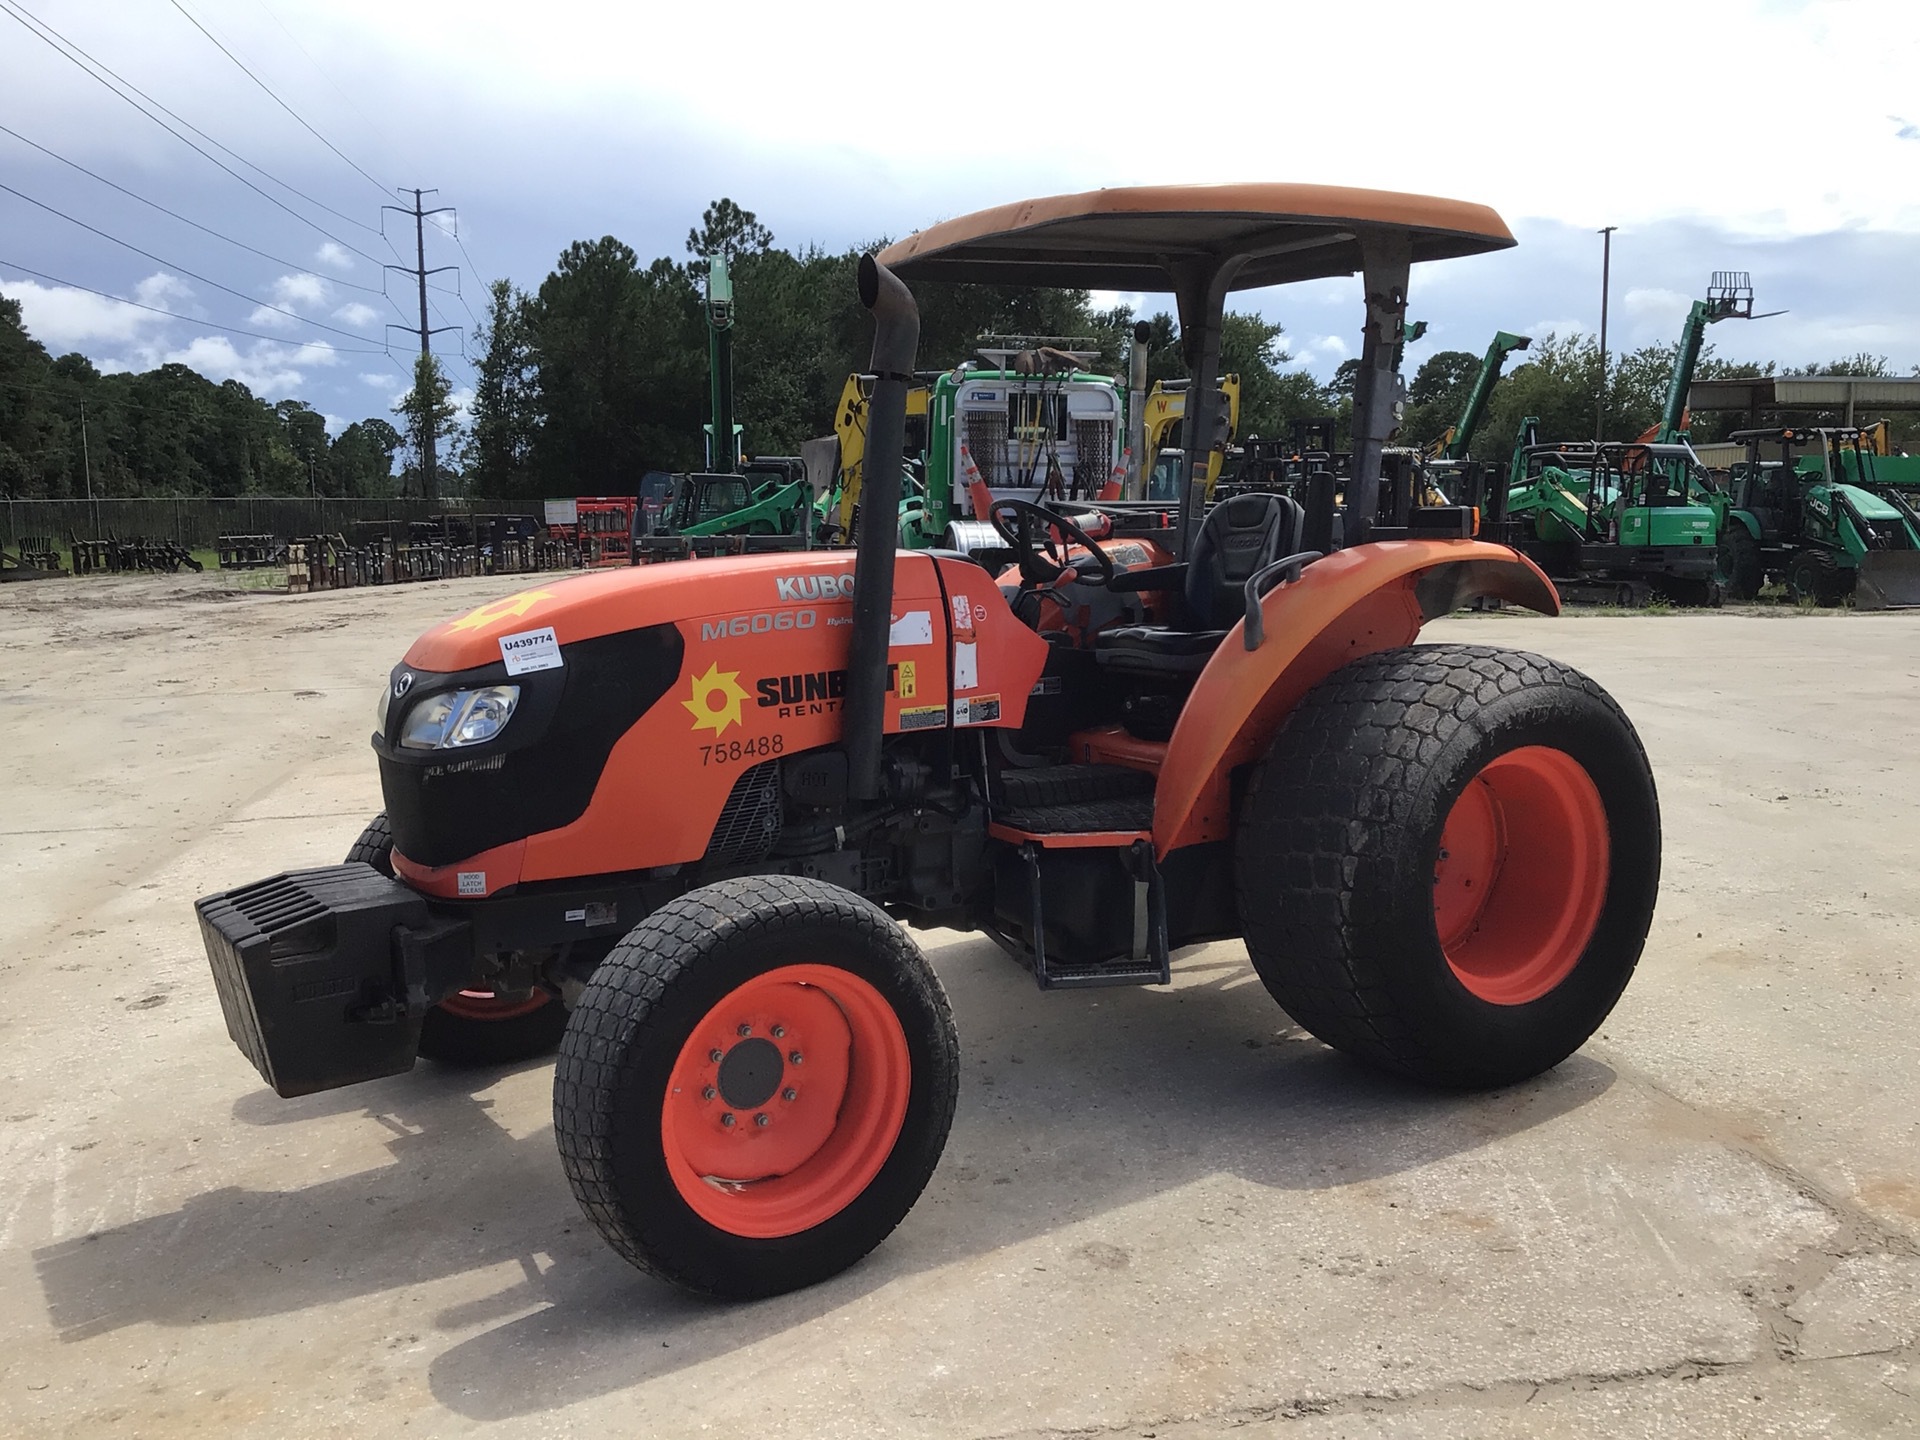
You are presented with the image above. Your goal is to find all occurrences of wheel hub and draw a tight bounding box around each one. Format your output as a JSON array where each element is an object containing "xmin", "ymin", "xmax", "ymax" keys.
[
  {"xmin": 717, "ymin": 1036, "xmax": 784, "ymax": 1110},
  {"xmin": 659, "ymin": 964, "xmax": 914, "ymax": 1240}
]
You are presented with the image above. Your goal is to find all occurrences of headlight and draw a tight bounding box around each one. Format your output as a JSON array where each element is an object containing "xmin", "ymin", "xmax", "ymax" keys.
[
  {"xmin": 399, "ymin": 685, "xmax": 521, "ymax": 750},
  {"xmin": 375, "ymin": 681, "xmax": 393, "ymax": 732}
]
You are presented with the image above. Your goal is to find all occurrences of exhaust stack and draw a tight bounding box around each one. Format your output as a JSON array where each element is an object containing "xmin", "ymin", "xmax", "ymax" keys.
[{"xmin": 845, "ymin": 255, "xmax": 920, "ymax": 801}]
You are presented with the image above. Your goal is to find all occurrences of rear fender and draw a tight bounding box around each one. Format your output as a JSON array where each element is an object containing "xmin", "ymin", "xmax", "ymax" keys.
[
  {"xmin": 1152, "ymin": 541, "xmax": 1559, "ymax": 855},
  {"xmin": 1728, "ymin": 510, "xmax": 1762, "ymax": 541}
]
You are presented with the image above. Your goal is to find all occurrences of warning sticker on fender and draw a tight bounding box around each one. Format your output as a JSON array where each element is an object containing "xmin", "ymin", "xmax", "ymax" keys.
[
  {"xmin": 499, "ymin": 625, "xmax": 562, "ymax": 675},
  {"xmin": 899, "ymin": 704, "xmax": 945, "ymax": 731},
  {"xmin": 952, "ymin": 693, "xmax": 1001, "ymax": 726}
]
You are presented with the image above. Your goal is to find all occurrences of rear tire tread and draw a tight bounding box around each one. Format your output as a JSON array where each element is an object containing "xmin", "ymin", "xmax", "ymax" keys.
[{"xmin": 1233, "ymin": 644, "xmax": 1659, "ymax": 1088}]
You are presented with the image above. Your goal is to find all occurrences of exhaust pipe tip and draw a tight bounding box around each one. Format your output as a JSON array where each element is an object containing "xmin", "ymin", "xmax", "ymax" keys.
[{"xmin": 858, "ymin": 252, "xmax": 881, "ymax": 310}]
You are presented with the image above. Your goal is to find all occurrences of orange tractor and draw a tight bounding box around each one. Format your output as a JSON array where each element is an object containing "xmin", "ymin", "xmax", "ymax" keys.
[{"xmin": 196, "ymin": 185, "xmax": 1660, "ymax": 1299}]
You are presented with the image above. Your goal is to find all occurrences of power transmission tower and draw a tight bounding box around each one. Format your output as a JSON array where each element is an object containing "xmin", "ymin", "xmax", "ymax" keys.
[{"xmin": 383, "ymin": 187, "xmax": 459, "ymax": 498}]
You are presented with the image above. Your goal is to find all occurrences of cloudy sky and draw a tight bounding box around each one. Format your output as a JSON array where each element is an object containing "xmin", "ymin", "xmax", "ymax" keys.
[{"xmin": 4, "ymin": 0, "xmax": 1917, "ymax": 434}]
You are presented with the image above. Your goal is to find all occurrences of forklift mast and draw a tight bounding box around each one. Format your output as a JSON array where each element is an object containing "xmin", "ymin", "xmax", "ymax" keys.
[
  {"xmin": 703, "ymin": 254, "xmax": 740, "ymax": 472},
  {"xmin": 1656, "ymin": 273, "xmax": 1753, "ymax": 445}
]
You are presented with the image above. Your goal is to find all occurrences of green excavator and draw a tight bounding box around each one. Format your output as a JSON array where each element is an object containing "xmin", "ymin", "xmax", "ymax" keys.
[{"xmin": 1487, "ymin": 275, "xmax": 1755, "ymax": 604}]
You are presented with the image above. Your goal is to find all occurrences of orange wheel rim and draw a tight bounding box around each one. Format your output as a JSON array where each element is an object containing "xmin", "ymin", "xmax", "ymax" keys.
[
  {"xmin": 661, "ymin": 964, "xmax": 911, "ymax": 1239},
  {"xmin": 1433, "ymin": 745, "xmax": 1610, "ymax": 1006},
  {"xmin": 438, "ymin": 988, "xmax": 551, "ymax": 1021}
]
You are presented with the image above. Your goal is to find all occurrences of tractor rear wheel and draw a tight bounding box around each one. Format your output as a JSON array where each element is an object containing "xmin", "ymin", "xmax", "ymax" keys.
[
  {"xmin": 344, "ymin": 814, "xmax": 568, "ymax": 1066},
  {"xmin": 1716, "ymin": 524, "xmax": 1764, "ymax": 602},
  {"xmin": 553, "ymin": 875, "xmax": 959, "ymax": 1298},
  {"xmin": 1234, "ymin": 645, "xmax": 1660, "ymax": 1089}
]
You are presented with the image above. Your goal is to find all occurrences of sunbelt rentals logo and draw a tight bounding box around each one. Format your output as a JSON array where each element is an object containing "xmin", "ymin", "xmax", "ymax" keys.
[{"xmin": 682, "ymin": 663, "xmax": 752, "ymax": 736}]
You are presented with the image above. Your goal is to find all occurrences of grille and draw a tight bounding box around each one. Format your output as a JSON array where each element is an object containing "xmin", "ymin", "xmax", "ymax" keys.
[
  {"xmin": 965, "ymin": 410, "xmax": 1010, "ymax": 488},
  {"xmin": 706, "ymin": 759, "xmax": 782, "ymax": 865}
]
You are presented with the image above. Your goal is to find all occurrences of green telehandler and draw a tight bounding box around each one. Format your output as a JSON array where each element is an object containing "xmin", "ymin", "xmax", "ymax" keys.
[
  {"xmin": 637, "ymin": 254, "xmax": 818, "ymax": 560},
  {"xmin": 1716, "ymin": 426, "xmax": 1920, "ymax": 607}
]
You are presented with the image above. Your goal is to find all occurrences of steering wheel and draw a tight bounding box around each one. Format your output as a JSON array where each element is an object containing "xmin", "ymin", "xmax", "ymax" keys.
[{"xmin": 986, "ymin": 498, "xmax": 1117, "ymax": 588}]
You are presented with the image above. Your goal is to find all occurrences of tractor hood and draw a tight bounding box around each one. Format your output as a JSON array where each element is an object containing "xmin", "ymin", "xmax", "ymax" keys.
[
  {"xmin": 402, "ymin": 552, "xmax": 861, "ymax": 674},
  {"xmin": 1832, "ymin": 483, "xmax": 1906, "ymax": 522}
]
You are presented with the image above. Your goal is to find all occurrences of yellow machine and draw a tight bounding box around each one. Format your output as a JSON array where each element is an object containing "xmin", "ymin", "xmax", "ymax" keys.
[
  {"xmin": 1141, "ymin": 375, "xmax": 1241, "ymax": 499},
  {"xmin": 830, "ymin": 371, "xmax": 931, "ymax": 538}
]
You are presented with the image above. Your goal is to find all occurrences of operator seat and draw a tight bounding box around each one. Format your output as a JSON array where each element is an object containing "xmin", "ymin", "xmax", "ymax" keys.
[{"xmin": 1093, "ymin": 492, "xmax": 1306, "ymax": 675}]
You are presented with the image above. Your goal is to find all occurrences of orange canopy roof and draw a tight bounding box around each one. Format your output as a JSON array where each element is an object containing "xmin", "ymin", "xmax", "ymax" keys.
[{"xmin": 877, "ymin": 183, "xmax": 1514, "ymax": 291}]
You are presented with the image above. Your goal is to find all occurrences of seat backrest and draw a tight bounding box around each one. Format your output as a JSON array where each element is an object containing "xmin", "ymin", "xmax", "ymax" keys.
[{"xmin": 1185, "ymin": 492, "xmax": 1305, "ymax": 627}]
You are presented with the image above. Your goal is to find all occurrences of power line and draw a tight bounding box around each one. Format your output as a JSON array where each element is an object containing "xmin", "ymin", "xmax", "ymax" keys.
[
  {"xmin": 1, "ymin": 183, "xmax": 384, "ymax": 346},
  {"xmin": 249, "ymin": 0, "xmax": 408, "ymax": 170},
  {"xmin": 166, "ymin": 0, "xmax": 389, "ymax": 200},
  {"xmin": 0, "ymin": 0, "xmax": 384, "ymax": 256},
  {"xmin": 0, "ymin": 123, "xmax": 385, "ymax": 295},
  {"xmin": 0, "ymin": 258, "xmax": 388, "ymax": 353}
]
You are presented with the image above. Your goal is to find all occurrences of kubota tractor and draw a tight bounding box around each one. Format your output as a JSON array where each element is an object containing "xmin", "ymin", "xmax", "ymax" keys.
[{"xmin": 195, "ymin": 185, "xmax": 1661, "ymax": 1300}]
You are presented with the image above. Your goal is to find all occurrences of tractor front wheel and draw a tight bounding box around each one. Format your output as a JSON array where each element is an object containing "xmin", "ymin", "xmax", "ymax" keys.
[
  {"xmin": 1788, "ymin": 550, "xmax": 1848, "ymax": 607},
  {"xmin": 553, "ymin": 875, "xmax": 959, "ymax": 1298},
  {"xmin": 1234, "ymin": 645, "xmax": 1660, "ymax": 1089},
  {"xmin": 344, "ymin": 814, "xmax": 568, "ymax": 1065}
]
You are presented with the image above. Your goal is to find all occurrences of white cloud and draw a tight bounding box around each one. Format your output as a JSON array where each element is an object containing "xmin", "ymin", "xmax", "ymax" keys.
[
  {"xmin": 0, "ymin": 276, "xmax": 175, "ymax": 346},
  {"xmin": 270, "ymin": 273, "xmax": 330, "ymax": 310},
  {"xmin": 323, "ymin": 412, "xmax": 348, "ymax": 436},
  {"xmin": 449, "ymin": 384, "xmax": 474, "ymax": 419},
  {"xmin": 1622, "ymin": 287, "xmax": 1692, "ymax": 331},
  {"xmin": 1289, "ymin": 334, "xmax": 1351, "ymax": 366},
  {"xmin": 333, "ymin": 301, "xmax": 382, "ymax": 328},
  {"xmin": 158, "ymin": 337, "xmax": 303, "ymax": 394},
  {"xmin": 314, "ymin": 241, "xmax": 354, "ymax": 270},
  {"xmin": 133, "ymin": 273, "xmax": 193, "ymax": 309},
  {"xmin": 247, "ymin": 304, "xmax": 300, "ymax": 330},
  {"xmin": 151, "ymin": 336, "xmax": 342, "ymax": 396},
  {"xmin": 361, "ymin": 371, "xmax": 406, "ymax": 394},
  {"xmin": 1528, "ymin": 319, "xmax": 1589, "ymax": 342}
]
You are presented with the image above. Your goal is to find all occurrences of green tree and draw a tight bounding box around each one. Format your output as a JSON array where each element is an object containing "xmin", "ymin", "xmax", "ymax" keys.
[
  {"xmin": 687, "ymin": 198, "xmax": 775, "ymax": 263},
  {"xmin": 394, "ymin": 354, "xmax": 459, "ymax": 497},
  {"xmin": 1400, "ymin": 349, "xmax": 1480, "ymax": 451},
  {"xmin": 466, "ymin": 279, "xmax": 539, "ymax": 501},
  {"xmin": 332, "ymin": 418, "xmax": 401, "ymax": 496},
  {"xmin": 529, "ymin": 237, "xmax": 704, "ymax": 492}
]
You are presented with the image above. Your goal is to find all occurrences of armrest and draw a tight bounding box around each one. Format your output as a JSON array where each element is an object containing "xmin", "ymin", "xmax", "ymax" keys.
[
  {"xmin": 1241, "ymin": 551, "xmax": 1324, "ymax": 650},
  {"xmin": 1107, "ymin": 563, "xmax": 1189, "ymax": 594}
]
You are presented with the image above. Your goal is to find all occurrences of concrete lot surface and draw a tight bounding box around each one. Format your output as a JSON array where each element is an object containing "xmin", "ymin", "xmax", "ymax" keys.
[{"xmin": 1, "ymin": 572, "xmax": 1916, "ymax": 1438}]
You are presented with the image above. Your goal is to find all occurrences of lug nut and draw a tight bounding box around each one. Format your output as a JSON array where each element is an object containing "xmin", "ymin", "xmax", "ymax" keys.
[
  {"xmin": 737, "ymin": 1024, "xmax": 752, "ymax": 1037},
  {"xmin": 789, "ymin": 1051, "xmax": 803, "ymax": 1065},
  {"xmin": 720, "ymin": 1112, "xmax": 736, "ymax": 1127},
  {"xmin": 771, "ymin": 1025, "xmax": 785, "ymax": 1038},
  {"xmin": 782, "ymin": 1087, "xmax": 798, "ymax": 1102},
  {"xmin": 709, "ymin": 1048, "xmax": 724, "ymax": 1063},
  {"xmin": 702, "ymin": 1086, "xmax": 716, "ymax": 1101},
  {"xmin": 754, "ymin": 1113, "xmax": 769, "ymax": 1127}
]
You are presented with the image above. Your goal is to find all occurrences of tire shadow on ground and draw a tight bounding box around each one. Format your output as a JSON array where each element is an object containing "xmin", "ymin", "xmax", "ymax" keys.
[{"xmin": 31, "ymin": 935, "xmax": 1613, "ymax": 1418}]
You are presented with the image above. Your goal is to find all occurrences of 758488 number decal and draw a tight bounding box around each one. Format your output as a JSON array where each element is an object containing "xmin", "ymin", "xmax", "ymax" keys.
[{"xmin": 700, "ymin": 734, "xmax": 786, "ymax": 766}]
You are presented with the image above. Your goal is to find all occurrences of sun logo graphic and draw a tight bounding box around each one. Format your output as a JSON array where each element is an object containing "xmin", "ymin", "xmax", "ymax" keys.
[
  {"xmin": 448, "ymin": 589, "xmax": 554, "ymax": 632},
  {"xmin": 682, "ymin": 663, "xmax": 752, "ymax": 736}
]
